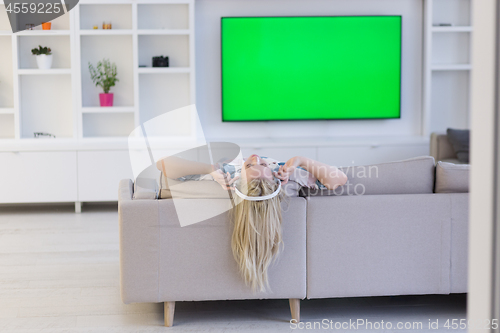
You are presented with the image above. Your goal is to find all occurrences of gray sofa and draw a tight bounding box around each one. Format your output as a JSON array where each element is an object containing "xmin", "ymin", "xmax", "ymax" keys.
[{"xmin": 118, "ymin": 156, "xmax": 469, "ymax": 327}]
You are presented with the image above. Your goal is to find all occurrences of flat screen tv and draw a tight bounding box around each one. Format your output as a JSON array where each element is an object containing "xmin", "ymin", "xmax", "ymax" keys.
[{"xmin": 221, "ymin": 16, "xmax": 401, "ymax": 121}]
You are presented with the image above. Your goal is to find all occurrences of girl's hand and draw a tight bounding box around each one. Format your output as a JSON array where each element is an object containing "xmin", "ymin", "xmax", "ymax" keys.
[
  {"xmin": 210, "ymin": 169, "xmax": 239, "ymax": 190},
  {"xmin": 274, "ymin": 156, "xmax": 305, "ymax": 185},
  {"xmin": 274, "ymin": 164, "xmax": 289, "ymax": 185}
]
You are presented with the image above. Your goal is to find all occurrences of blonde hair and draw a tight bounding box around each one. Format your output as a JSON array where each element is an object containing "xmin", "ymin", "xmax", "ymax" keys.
[{"xmin": 230, "ymin": 178, "xmax": 286, "ymax": 292}]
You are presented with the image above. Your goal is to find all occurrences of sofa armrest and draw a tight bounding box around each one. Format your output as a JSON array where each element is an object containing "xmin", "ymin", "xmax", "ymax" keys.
[
  {"xmin": 119, "ymin": 179, "xmax": 133, "ymax": 201},
  {"xmin": 119, "ymin": 193, "xmax": 160, "ymax": 304},
  {"xmin": 119, "ymin": 178, "xmax": 158, "ymax": 201},
  {"xmin": 430, "ymin": 132, "xmax": 457, "ymax": 162}
]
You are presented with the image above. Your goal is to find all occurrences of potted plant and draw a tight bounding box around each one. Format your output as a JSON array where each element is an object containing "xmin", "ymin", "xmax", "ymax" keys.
[
  {"xmin": 88, "ymin": 59, "xmax": 119, "ymax": 107},
  {"xmin": 31, "ymin": 45, "xmax": 52, "ymax": 70},
  {"xmin": 41, "ymin": 22, "xmax": 51, "ymax": 30}
]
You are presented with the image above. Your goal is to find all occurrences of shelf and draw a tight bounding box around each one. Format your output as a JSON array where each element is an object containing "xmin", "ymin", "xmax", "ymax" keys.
[
  {"xmin": 138, "ymin": 67, "xmax": 190, "ymax": 74},
  {"xmin": 82, "ymin": 112, "xmax": 135, "ymax": 137},
  {"xmin": 431, "ymin": 64, "xmax": 472, "ymax": 71},
  {"xmin": 138, "ymin": 34, "xmax": 190, "ymax": 67},
  {"xmin": 18, "ymin": 69, "xmax": 72, "ymax": 75},
  {"xmin": 432, "ymin": 26, "xmax": 473, "ymax": 32},
  {"xmin": 138, "ymin": 3, "xmax": 189, "ymax": 30},
  {"xmin": 81, "ymin": 106, "xmax": 135, "ymax": 113},
  {"xmin": 80, "ymin": 34, "xmax": 134, "ymax": 108},
  {"xmin": 433, "ymin": 0, "xmax": 471, "ymax": 27},
  {"xmin": 17, "ymin": 30, "xmax": 71, "ymax": 36},
  {"xmin": 20, "ymin": 74, "xmax": 73, "ymax": 138},
  {"xmin": 0, "ymin": 108, "xmax": 14, "ymax": 114},
  {"xmin": 137, "ymin": 29, "xmax": 190, "ymax": 35},
  {"xmin": 18, "ymin": 35, "xmax": 71, "ymax": 70},
  {"xmin": 79, "ymin": 29, "xmax": 133, "ymax": 35}
]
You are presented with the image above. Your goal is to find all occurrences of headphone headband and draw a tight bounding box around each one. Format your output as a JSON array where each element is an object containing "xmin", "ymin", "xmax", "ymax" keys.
[{"xmin": 233, "ymin": 181, "xmax": 281, "ymax": 201}]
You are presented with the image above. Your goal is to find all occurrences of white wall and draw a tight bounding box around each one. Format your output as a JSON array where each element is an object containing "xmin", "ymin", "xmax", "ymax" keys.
[{"xmin": 195, "ymin": 0, "xmax": 423, "ymax": 141}]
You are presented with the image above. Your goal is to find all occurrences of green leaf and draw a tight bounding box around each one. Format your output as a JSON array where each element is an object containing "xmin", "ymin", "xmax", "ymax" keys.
[{"xmin": 88, "ymin": 58, "xmax": 119, "ymax": 93}]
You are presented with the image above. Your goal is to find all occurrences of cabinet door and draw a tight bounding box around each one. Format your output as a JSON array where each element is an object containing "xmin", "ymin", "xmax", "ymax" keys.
[
  {"xmin": 77, "ymin": 151, "xmax": 134, "ymax": 202},
  {"xmin": 0, "ymin": 151, "xmax": 77, "ymax": 203}
]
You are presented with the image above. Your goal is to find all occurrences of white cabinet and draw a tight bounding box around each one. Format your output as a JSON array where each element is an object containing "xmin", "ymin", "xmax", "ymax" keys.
[
  {"xmin": 77, "ymin": 151, "xmax": 134, "ymax": 202},
  {"xmin": 0, "ymin": 151, "xmax": 77, "ymax": 203}
]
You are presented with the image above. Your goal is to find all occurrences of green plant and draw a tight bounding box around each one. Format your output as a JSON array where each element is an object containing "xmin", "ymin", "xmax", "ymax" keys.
[
  {"xmin": 88, "ymin": 59, "xmax": 118, "ymax": 94},
  {"xmin": 31, "ymin": 45, "xmax": 51, "ymax": 55}
]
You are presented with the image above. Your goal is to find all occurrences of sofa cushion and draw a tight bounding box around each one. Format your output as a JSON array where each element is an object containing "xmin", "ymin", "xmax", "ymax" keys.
[
  {"xmin": 306, "ymin": 194, "xmax": 452, "ymax": 298},
  {"xmin": 441, "ymin": 158, "xmax": 467, "ymax": 165},
  {"xmin": 446, "ymin": 128, "xmax": 470, "ymax": 163},
  {"xmin": 300, "ymin": 156, "xmax": 436, "ymax": 197},
  {"xmin": 435, "ymin": 161, "xmax": 469, "ymax": 193}
]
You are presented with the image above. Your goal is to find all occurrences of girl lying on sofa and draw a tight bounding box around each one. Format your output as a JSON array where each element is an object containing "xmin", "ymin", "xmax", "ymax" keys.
[{"xmin": 157, "ymin": 154, "xmax": 347, "ymax": 292}]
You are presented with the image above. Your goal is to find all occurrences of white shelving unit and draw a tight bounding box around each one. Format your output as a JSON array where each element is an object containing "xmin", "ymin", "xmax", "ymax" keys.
[
  {"xmin": 0, "ymin": 2, "xmax": 75, "ymax": 140},
  {"xmin": 73, "ymin": 0, "xmax": 196, "ymax": 139},
  {"xmin": 0, "ymin": 0, "xmax": 197, "ymax": 206},
  {"xmin": 0, "ymin": 0, "xmax": 196, "ymax": 141},
  {"xmin": 423, "ymin": 0, "xmax": 473, "ymax": 136}
]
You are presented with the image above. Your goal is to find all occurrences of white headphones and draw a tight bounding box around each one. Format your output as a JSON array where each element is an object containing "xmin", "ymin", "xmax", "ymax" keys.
[{"xmin": 233, "ymin": 180, "xmax": 281, "ymax": 201}]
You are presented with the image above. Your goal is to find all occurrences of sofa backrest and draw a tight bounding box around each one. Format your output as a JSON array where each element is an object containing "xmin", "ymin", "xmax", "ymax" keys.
[{"xmin": 300, "ymin": 156, "xmax": 436, "ymax": 197}]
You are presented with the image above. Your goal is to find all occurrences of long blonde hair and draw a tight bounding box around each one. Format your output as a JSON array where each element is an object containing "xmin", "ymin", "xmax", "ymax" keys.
[{"xmin": 230, "ymin": 178, "xmax": 286, "ymax": 292}]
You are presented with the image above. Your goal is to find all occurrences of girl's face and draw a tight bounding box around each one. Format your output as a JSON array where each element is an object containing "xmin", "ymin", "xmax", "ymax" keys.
[{"xmin": 241, "ymin": 154, "xmax": 274, "ymax": 182}]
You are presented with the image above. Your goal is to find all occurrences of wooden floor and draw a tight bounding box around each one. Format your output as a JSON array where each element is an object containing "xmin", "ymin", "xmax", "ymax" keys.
[{"xmin": 0, "ymin": 203, "xmax": 466, "ymax": 332}]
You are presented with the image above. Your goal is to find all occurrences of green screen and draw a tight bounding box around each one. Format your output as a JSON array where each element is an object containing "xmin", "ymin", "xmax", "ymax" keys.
[{"xmin": 221, "ymin": 16, "xmax": 401, "ymax": 121}]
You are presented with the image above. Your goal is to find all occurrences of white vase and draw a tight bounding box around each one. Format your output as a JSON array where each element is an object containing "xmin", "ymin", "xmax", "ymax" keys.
[{"xmin": 36, "ymin": 54, "xmax": 53, "ymax": 70}]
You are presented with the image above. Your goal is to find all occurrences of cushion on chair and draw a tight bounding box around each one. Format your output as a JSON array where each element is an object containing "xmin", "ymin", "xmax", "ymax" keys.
[
  {"xmin": 435, "ymin": 161, "xmax": 469, "ymax": 193},
  {"xmin": 446, "ymin": 128, "xmax": 470, "ymax": 163},
  {"xmin": 300, "ymin": 156, "xmax": 436, "ymax": 197}
]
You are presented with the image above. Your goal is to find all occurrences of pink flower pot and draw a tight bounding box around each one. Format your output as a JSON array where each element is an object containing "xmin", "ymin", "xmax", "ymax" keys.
[{"xmin": 99, "ymin": 93, "xmax": 114, "ymax": 107}]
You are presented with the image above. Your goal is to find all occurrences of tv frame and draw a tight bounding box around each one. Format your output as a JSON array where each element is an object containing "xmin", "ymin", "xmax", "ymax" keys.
[{"xmin": 220, "ymin": 15, "xmax": 402, "ymax": 122}]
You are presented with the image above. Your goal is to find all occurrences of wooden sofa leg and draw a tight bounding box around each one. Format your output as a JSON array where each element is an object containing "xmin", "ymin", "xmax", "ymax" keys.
[
  {"xmin": 164, "ymin": 301, "xmax": 175, "ymax": 327},
  {"xmin": 289, "ymin": 298, "xmax": 300, "ymax": 323}
]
